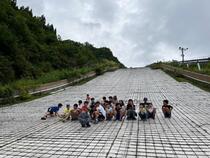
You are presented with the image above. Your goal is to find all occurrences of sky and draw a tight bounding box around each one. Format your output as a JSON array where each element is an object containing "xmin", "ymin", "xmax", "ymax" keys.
[{"xmin": 17, "ymin": 0, "xmax": 210, "ymax": 67}]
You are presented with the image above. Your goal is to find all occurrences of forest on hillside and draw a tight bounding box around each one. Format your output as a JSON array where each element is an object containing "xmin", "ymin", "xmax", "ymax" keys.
[
  {"xmin": 0, "ymin": 0, "xmax": 123, "ymax": 84},
  {"xmin": 0, "ymin": 0, "xmax": 124, "ymax": 99}
]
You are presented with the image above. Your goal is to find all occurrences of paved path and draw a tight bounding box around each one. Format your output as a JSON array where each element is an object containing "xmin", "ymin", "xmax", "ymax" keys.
[{"xmin": 0, "ymin": 68, "xmax": 210, "ymax": 158}]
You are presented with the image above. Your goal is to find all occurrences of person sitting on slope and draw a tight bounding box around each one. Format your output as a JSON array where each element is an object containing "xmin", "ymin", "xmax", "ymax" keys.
[
  {"xmin": 162, "ymin": 100, "xmax": 173, "ymax": 118},
  {"xmin": 41, "ymin": 103, "xmax": 63, "ymax": 120},
  {"xmin": 78, "ymin": 101, "xmax": 91, "ymax": 127}
]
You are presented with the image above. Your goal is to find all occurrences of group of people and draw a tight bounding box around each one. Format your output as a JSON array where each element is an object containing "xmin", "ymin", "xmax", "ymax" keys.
[{"xmin": 41, "ymin": 94, "xmax": 173, "ymax": 128}]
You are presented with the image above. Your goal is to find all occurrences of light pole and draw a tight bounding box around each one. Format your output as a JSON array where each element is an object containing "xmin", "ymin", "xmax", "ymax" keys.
[{"xmin": 179, "ymin": 47, "xmax": 188, "ymax": 64}]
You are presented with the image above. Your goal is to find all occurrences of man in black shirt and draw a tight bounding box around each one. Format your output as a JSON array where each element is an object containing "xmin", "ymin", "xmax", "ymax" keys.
[
  {"xmin": 162, "ymin": 100, "xmax": 173, "ymax": 118},
  {"xmin": 126, "ymin": 99, "xmax": 137, "ymax": 120}
]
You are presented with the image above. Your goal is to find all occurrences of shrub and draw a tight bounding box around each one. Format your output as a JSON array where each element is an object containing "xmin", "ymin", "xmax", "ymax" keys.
[
  {"xmin": 0, "ymin": 85, "xmax": 14, "ymax": 98},
  {"xmin": 95, "ymin": 67, "xmax": 103, "ymax": 75},
  {"xmin": 19, "ymin": 88, "xmax": 31, "ymax": 100}
]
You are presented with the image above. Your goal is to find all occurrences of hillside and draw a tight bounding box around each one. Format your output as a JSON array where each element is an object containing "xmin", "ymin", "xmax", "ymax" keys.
[{"xmin": 0, "ymin": 0, "xmax": 124, "ymax": 85}]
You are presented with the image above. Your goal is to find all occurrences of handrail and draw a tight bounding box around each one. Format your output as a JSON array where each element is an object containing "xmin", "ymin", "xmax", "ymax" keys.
[
  {"xmin": 178, "ymin": 57, "xmax": 210, "ymax": 64},
  {"xmin": 161, "ymin": 64, "xmax": 210, "ymax": 84}
]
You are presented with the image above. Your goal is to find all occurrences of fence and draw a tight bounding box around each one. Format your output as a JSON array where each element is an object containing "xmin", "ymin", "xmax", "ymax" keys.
[
  {"xmin": 179, "ymin": 57, "xmax": 210, "ymax": 71},
  {"xmin": 161, "ymin": 64, "xmax": 210, "ymax": 84}
]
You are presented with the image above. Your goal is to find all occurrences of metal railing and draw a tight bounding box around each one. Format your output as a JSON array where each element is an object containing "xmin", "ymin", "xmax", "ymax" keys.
[
  {"xmin": 161, "ymin": 64, "xmax": 210, "ymax": 84},
  {"xmin": 181, "ymin": 57, "xmax": 210, "ymax": 64},
  {"xmin": 177, "ymin": 57, "xmax": 210, "ymax": 71}
]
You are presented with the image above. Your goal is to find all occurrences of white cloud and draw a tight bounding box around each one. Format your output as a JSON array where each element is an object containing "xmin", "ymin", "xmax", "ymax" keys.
[{"xmin": 17, "ymin": 0, "xmax": 210, "ymax": 67}]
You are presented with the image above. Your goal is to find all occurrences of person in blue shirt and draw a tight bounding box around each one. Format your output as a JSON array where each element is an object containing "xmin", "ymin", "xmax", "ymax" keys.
[{"xmin": 41, "ymin": 103, "xmax": 63, "ymax": 120}]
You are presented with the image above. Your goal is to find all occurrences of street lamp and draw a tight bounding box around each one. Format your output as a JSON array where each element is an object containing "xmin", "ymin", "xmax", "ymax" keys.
[{"xmin": 179, "ymin": 47, "xmax": 188, "ymax": 64}]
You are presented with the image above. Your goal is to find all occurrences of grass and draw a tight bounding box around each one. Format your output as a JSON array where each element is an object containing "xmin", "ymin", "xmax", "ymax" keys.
[
  {"xmin": 149, "ymin": 62, "xmax": 210, "ymax": 92},
  {"xmin": 0, "ymin": 75, "xmax": 98, "ymax": 108},
  {"xmin": 0, "ymin": 68, "xmax": 89, "ymax": 98},
  {"xmin": 0, "ymin": 93, "xmax": 49, "ymax": 108},
  {"xmin": 166, "ymin": 61, "xmax": 210, "ymax": 76},
  {"xmin": 0, "ymin": 60, "xmax": 121, "ymax": 105},
  {"xmin": 163, "ymin": 70, "xmax": 210, "ymax": 92}
]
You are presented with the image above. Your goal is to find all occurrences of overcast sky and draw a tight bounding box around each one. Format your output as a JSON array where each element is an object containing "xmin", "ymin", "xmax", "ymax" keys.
[{"xmin": 17, "ymin": 0, "xmax": 210, "ymax": 67}]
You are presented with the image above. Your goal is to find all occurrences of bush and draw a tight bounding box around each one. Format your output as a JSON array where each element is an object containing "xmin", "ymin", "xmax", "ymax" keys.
[
  {"xmin": 12, "ymin": 79, "xmax": 38, "ymax": 90},
  {"xmin": 66, "ymin": 70, "xmax": 81, "ymax": 81},
  {"xmin": 95, "ymin": 67, "xmax": 103, "ymax": 75},
  {"xmin": 0, "ymin": 85, "xmax": 14, "ymax": 98},
  {"xmin": 167, "ymin": 61, "xmax": 210, "ymax": 76},
  {"xmin": 0, "ymin": 61, "xmax": 120, "ymax": 104},
  {"xmin": 149, "ymin": 62, "xmax": 162, "ymax": 69},
  {"xmin": 19, "ymin": 88, "xmax": 31, "ymax": 100}
]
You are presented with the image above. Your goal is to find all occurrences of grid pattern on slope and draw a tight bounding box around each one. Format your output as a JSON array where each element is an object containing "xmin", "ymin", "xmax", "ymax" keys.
[{"xmin": 0, "ymin": 68, "xmax": 210, "ymax": 157}]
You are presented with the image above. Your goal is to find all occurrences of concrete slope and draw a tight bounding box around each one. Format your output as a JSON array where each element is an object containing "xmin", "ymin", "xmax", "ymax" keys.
[{"xmin": 0, "ymin": 68, "xmax": 210, "ymax": 157}]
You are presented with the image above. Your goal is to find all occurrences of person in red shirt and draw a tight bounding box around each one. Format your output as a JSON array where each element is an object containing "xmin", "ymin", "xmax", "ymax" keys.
[{"xmin": 78, "ymin": 101, "xmax": 91, "ymax": 127}]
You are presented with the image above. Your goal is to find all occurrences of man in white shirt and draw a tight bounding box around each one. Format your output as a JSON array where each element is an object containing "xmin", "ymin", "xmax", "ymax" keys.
[
  {"xmin": 97, "ymin": 104, "xmax": 106, "ymax": 120},
  {"xmin": 93, "ymin": 101, "xmax": 106, "ymax": 123}
]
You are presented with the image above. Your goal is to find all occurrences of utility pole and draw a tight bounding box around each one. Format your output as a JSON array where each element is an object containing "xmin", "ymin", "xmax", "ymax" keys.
[{"xmin": 179, "ymin": 47, "xmax": 188, "ymax": 64}]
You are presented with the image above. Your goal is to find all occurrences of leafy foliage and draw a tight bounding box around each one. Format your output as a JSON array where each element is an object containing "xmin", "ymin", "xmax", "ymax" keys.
[
  {"xmin": 165, "ymin": 61, "xmax": 210, "ymax": 76},
  {"xmin": 0, "ymin": 0, "xmax": 125, "ymax": 101},
  {"xmin": 0, "ymin": 0, "xmax": 124, "ymax": 85}
]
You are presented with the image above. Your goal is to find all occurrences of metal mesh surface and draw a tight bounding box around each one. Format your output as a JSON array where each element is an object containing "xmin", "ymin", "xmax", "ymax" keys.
[{"xmin": 0, "ymin": 68, "xmax": 210, "ymax": 157}]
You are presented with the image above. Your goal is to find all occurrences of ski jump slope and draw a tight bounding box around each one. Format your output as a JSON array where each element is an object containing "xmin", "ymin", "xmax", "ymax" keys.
[{"xmin": 0, "ymin": 68, "xmax": 210, "ymax": 157}]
